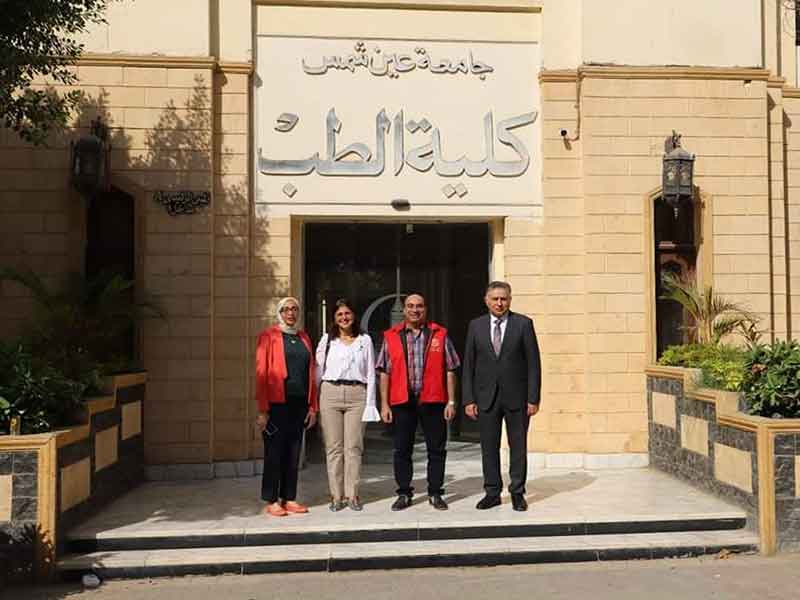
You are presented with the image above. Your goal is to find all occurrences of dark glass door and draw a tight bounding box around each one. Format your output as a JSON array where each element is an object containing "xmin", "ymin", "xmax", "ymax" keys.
[
  {"xmin": 654, "ymin": 197, "xmax": 697, "ymax": 357},
  {"xmin": 305, "ymin": 222, "xmax": 489, "ymax": 441},
  {"xmin": 85, "ymin": 186, "xmax": 136, "ymax": 361},
  {"xmin": 86, "ymin": 187, "xmax": 135, "ymax": 281}
]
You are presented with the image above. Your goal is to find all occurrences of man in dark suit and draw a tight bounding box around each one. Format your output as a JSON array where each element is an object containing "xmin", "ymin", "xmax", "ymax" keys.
[{"xmin": 462, "ymin": 281, "xmax": 541, "ymax": 511}]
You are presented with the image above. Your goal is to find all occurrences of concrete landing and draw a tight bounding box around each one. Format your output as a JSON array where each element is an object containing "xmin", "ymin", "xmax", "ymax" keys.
[
  {"xmin": 66, "ymin": 461, "xmax": 748, "ymax": 547},
  {"xmin": 59, "ymin": 449, "xmax": 757, "ymax": 578}
]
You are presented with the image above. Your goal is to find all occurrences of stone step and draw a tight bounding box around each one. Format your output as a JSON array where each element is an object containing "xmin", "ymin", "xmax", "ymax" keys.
[
  {"xmin": 57, "ymin": 529, "xmax": 759, "ymax": 580},
  {"xmin": 64, "ymin": 514, "xmax": 747, "ymax": 553}
]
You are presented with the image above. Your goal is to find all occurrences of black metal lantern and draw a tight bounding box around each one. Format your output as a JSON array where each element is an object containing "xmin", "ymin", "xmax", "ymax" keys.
[
  {"xmin": 662, "ymin": 131, "xmax": 694, "ymax": 218},
  {"xmin": 70, "ymin": 117, "xmax": 111, "ymax": 197}
]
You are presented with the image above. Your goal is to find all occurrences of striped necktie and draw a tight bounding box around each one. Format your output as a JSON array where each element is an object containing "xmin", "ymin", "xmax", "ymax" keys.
[{"xmin": 492, "ymin": 318, "xmax": 502, "ymax": 356}]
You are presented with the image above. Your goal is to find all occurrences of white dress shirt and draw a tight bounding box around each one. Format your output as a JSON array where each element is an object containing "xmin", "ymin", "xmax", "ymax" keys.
[
  {"xmin": 490, "ymin": 314, "xmax": 508, "ymax": 346},
  {"xmin": 315, "ymin": 333, "xmax": 380, "ymax": 422}
]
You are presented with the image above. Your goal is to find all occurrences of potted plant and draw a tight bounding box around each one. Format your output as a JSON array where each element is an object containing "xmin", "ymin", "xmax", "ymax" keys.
[
  {"xmin": 740, "ymin": 341, "xmax": 800, "ymax": 418},
  {"xmin": 658, "ymin": 272, "xmax": 758, "ymax": 346},
  {"xmin": 656, "ymin": 272, "xmax": 758, "ymax": 393},
  {"xmin": 0, "ymin": 342, "xmax": 88, "ymax": 435},
  {"xmin": 0, "ymin": 267, "xmax": 161, "ymax": 433}
]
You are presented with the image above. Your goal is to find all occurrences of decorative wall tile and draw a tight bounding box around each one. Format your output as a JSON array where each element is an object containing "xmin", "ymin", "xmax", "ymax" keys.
[
  {"xmin": 775, "ymin": 434, "xmax": 796, "ymax": 455},
  {"xmin": 0, "ymin": 474, "xmax": 12, "ymax": 521},
  {"xmin": 13, "ymin": 474, "xmax": 36, "ymax": 498},
  {"xmin": 95, "ymin": 426, "xmax": 119, "ymax": 472},
  {"xmin": 651, "ymin": 391, "xmax": 677, "ymax": 429},
  {"xmin": 122, "ymin": 401, "xmax": 142, "ymax": 440},
  {"xmin": 11, "ymin": 497, "xmax": 36, "ymax": 522},
  {"xmin": 61, "ymin": 458, "xmax": 90, "ymax": 513},
  {"xmin": 796, "ymin": 456, "xmax": 800, "ymax": 498},
  {"xmin": 12, "ymin": 452, "xmax": 36, "ymax": 474},
  {"xmin": 715, "ymin": 443, "xmax": 753, "ymax": 494},
  {"xmin": 775, "ymin": 455, "xmax": 795, "ymax": 498},
  {"xmin": 648, "ymin": 375, "xmax": 758, "ymax": 523},
  {"xmin": 0, "ymin": 453, "xmax": 11, "ymax": 475},
  {"xmin": 681, "ymin": 415, "xmax": 710, "ymax": 457}
]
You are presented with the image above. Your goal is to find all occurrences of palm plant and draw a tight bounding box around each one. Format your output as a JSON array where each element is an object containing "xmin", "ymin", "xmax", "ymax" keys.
[
  {"xmin": 659, "ymin": 272, "xmax": 759, "ymax": 346},
  {"xmin": 0, "ymin": 267, "xmax": 162, "ymax": 383}
]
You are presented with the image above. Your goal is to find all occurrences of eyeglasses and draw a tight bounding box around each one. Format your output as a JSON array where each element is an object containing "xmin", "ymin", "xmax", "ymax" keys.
[{"xmin": 281, "ymin": 306, "xmax": 299, "ymax": 313}]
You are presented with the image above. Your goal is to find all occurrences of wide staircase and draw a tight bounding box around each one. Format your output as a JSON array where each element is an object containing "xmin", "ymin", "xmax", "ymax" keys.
[
  {"xmin": 57, "ymin": 449, "xmax": 758, "ymax": 579},
  {"xmin": 59, "ymin": 511, "xmax": 757, "ymax": 579}
]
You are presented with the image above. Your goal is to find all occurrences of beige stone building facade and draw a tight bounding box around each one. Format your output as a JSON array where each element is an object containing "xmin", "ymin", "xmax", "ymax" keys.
[{"xmin": 2, "ymin": 0, "xmax": 800, "ymax": 471}]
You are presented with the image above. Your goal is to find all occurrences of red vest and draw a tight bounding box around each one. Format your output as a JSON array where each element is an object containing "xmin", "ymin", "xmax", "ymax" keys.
[{"xmin": 384, "ymin": 322, "xmax": 448, "ymax": 406}]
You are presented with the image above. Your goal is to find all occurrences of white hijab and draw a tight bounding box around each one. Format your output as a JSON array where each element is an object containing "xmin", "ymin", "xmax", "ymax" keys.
[{"xmin": 276, "ymin": 296, "xmax": 301, "ymax": 334}]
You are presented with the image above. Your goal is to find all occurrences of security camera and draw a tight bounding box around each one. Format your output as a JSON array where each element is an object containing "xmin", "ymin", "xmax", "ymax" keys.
[{"xmin": 560, "ymin": 129, "xmax": 568, "ymax": 138}]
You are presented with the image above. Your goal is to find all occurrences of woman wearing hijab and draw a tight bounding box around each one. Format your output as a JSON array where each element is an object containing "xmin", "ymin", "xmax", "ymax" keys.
[
  {"xmin": 255, "ymin": 297, "xmax": 318, "ymax": 517},
  {"xmin": 315, "ymin": 299, "xmax": 381, "ymax": 512}
]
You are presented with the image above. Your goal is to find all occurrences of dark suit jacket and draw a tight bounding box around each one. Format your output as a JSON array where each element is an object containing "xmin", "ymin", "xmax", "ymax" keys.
[{"xmin": 462, "ymin": 312, "xmax": 541, "ymax": 411}]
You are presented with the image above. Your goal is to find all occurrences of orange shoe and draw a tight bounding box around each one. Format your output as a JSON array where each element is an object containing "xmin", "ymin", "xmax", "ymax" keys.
[
  {"xmin": 284, "ymin": 501, "xmax": 309, "ymax": 514},
  {"xmin": 264, "ymin": 502, "xmax": 288, "ymax": 517}
]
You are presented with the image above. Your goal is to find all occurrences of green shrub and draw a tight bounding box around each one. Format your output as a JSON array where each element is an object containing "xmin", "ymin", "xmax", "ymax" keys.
[
  {"xmin": 658, "ymin": 343, "xmax": 747, "ymax": 392},
  {"xmin": 0, "ymin": 267, "xmax": 162, "ymax": 384},
  {"xmin": 0, "ymin": 269, "xmax": 161, "ymax": 435},
  {"xmin": 0, "ymin": 342, "xmax": 88, "ymax": 435},
  {"xmin": 741, "ymin": 341, "xmax": 800, "ymax": 419}
]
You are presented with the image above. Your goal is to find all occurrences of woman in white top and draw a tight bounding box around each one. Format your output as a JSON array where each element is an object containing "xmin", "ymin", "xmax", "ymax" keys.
[{"xmin": 316, "ymin": 299, "xmax": 380, "ymax": 512}]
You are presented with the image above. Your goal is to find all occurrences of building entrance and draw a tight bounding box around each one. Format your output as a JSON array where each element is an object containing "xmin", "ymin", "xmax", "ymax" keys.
[{"xmin": 305, "ymin": 222, "xmax": 490, "ymax": 441}]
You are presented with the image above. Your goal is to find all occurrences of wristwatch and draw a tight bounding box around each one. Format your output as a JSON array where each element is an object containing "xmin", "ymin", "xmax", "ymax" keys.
[{"xmin": 447, "ymin": 401, "xmax": 455, "ymax": 407}]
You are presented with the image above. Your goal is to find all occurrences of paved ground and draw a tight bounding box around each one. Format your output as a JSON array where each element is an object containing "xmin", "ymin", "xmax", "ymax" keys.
[
  {"xmin": 6, "ymin": 554, "xmax": 799, "ymax": 600},
  {"xmin": 67, "ymin": 444, "xmax": 742, "ymax": 542}
]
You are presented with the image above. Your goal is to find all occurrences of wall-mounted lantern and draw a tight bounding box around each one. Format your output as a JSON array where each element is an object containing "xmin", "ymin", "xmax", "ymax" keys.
[
  {"xmin": 70, "ymin": 117, "xmax": 111, "ymax": 198},
  {"xmin": 662, "ymin": 130, "xmax": 694, "ymax": 218}
]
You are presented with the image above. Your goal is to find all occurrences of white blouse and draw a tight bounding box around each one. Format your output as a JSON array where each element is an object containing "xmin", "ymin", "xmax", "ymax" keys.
[{"xmin": 315, "ymin": 333, "xmax": 380, "ymax": 422}]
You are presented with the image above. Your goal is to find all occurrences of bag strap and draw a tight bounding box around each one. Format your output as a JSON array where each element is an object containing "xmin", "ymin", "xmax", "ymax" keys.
[{"xmin": 322, "ymin": 335, "xmax": 333, "ymax": 376}]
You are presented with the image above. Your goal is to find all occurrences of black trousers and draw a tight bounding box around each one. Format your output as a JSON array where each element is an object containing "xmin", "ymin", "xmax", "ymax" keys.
[
  {"xmin": 478, "ymin": 393, "xmax": 530, "ymax": 496},
  {"xmin": 392, "ymin": 396, "xmax": 447, "ymax": 496},
  {"xmin": 261, "ymin": 399, "xmax": 306, "ymax": 503}
]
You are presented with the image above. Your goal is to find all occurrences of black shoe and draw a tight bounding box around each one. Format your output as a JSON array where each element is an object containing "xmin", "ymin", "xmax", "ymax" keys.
[
  {"xmin": 391, "ymin": 494, "xmax": 412, "ymax": 511},
  {"xmin": 329, "ymin": 500, "xmax": 346, "ymax": 512},
  {"xmin": 428, "ymin": 494, "xmax": 448, "ymax": 510},
  {"xmin": 511, "ymin": 493, "xmax": 528, "ymax": 512},
  {"xmin": 476, "ymin": 494, "xmax": 501, "ymax": 510},
  {"xmin": 348, "ymin": 497, "xmax": 363, "ymax": 512}
]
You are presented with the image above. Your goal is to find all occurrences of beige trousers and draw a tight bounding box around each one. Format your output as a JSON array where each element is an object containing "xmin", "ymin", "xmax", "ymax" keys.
[{"xmin": 319, "ymin": 382, "xmax": 367, "ymax": 500}]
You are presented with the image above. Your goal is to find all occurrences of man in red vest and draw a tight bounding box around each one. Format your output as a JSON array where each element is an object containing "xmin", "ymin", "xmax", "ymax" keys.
[{"xmin": 377, "ymin": 293, "xmax": 460, "ymax": 511}]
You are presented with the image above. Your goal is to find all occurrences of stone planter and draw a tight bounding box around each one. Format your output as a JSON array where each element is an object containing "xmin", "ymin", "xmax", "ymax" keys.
[
  {"xmin": 0, "ymin": 372, "xmax": 146, "ymax": 582},
  {"xmin": 647, "ymin": 365, "xmax": 800, "ymax": 554}
]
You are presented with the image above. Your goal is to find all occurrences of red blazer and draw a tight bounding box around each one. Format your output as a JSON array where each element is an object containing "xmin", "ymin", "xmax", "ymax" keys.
[{"xmin": 256, "ymin": 326, "xmax": 318, "ymax": 414}]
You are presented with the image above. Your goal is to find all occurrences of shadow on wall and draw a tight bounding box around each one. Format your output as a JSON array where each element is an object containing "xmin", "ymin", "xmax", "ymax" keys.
[
  {"xmin": 72, "ymin": 74, "xmax": 278, "ymax": 463},
  {"xmin": 1, "ymin": 74, "xmax": 281, "ymax": 464},
  {"xmin": 75, "ymin": 78, "xmax": 215, "ymax": 189}
]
